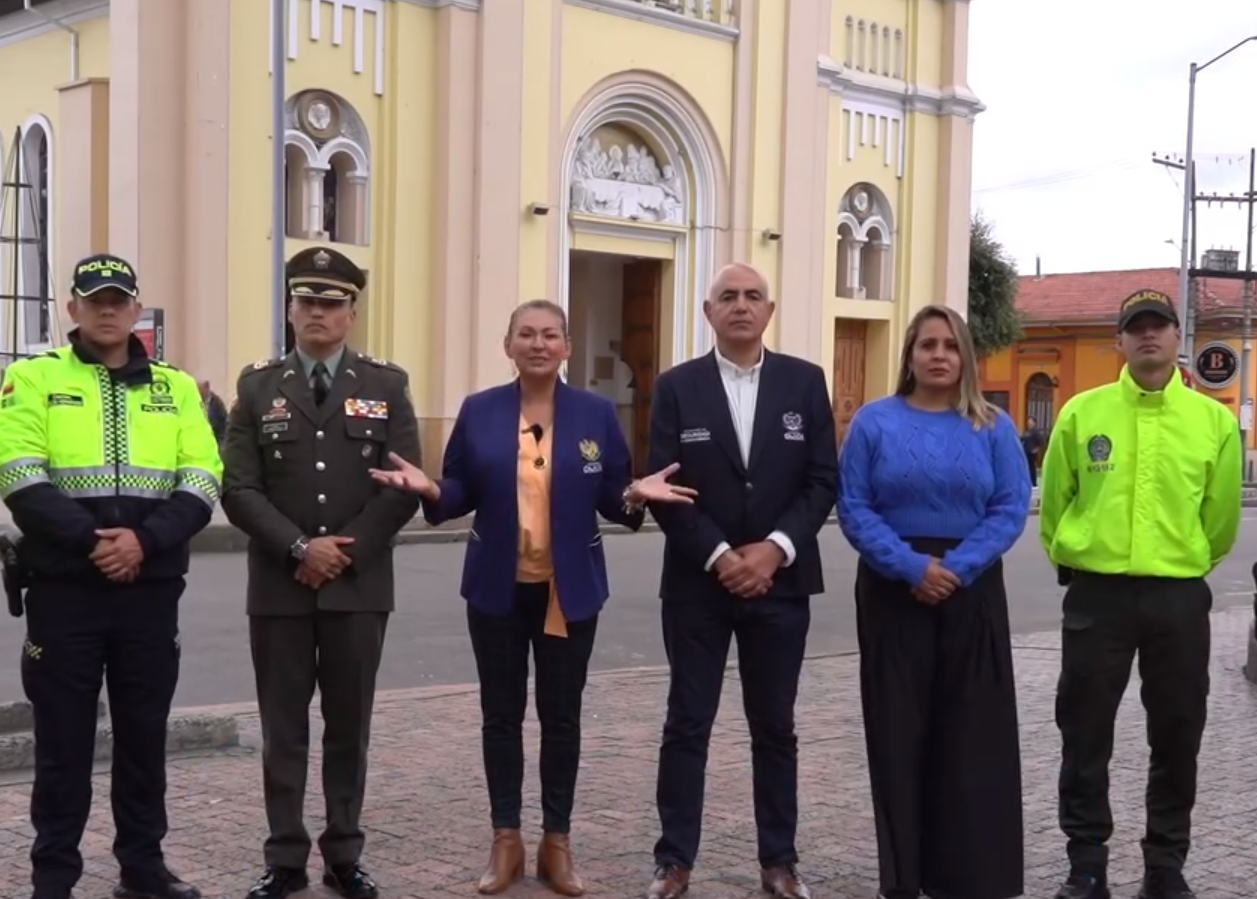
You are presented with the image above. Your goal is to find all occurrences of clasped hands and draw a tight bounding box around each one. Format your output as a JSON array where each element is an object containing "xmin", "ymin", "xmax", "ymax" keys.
[
  {"xmin": 912, "ymin": 557, "xmax": 960, "ymax": 605},
  {"xmin": 714, "ymin": 541, "xmax": 785, "ymax": 599},
  {"xmin": 90, "ymin": 527, "xmax": 145, "ymax": 583},
  {"xmin": 294, "ymin": 536, "xmax": 355, "ymax": 590}
]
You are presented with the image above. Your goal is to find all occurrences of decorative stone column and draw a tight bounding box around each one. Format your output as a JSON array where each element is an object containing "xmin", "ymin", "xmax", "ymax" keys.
[{"xmin": 55, "ymin": 78, "xmax": 111, "ymax": 305}]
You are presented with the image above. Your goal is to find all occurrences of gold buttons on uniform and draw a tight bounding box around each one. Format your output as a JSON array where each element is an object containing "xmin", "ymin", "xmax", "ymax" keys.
[
  {"xmin": 317, "ymin": 494, "xmax": 327, "ymax": 504},
  {"xmin": 316, "ymin": 430, "xmax": 325, "ymax": 440},
  {"xmin": 316, "ymin": 462, "xmax": 325, "ymax": 471}
]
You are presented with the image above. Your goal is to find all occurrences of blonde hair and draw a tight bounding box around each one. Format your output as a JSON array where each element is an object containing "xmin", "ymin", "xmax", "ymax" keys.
[{"xmin": 894, "ymin": 304, "xmax": 998, "ymax": 429}]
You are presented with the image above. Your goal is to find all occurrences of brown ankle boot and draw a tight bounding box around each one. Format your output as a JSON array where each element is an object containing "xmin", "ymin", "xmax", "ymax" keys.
[
  {"xmin": 536, "ymin": 832, "xmax": 585, "ymax": 896},
  {"xmin": 477, "ymin": 828, "xmax": 525, "ymax": 894}
]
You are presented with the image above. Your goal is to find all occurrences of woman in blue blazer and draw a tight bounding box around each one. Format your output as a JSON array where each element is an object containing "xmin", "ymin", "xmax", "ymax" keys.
[{"xmin": 370, "ymin": 299, "xmax": 695, "ymax": 896}]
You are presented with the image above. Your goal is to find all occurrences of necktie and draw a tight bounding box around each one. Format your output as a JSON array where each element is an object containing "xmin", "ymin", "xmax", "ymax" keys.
[{"xmin": 312, "ymin": 362, "xmax": 330, "ymax": 406}]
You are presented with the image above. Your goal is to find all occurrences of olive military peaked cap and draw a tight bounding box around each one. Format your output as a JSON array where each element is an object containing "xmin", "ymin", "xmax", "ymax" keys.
[
  {"xmin": 1117, "ymin": 288, "xmax": 1179, "ymax": 332},
  {"xmin": 286, "ymin": 246, "xmax": 366, "ymax": 301}
]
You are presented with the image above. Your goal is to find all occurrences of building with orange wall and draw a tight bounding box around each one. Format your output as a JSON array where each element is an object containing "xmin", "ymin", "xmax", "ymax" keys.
[{"xmin": 979, "ymin": 266, "xmax": 1247, "ymax": 438}]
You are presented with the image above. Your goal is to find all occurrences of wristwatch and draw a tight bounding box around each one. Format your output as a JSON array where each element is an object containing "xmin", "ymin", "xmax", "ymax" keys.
[
  {"xmin": 622, "ymin": 482, "xmax": 644, "ymax": 514},
  {"xmin": 289, "ymin": 536, "xmax": 311, "ymax": 561}
]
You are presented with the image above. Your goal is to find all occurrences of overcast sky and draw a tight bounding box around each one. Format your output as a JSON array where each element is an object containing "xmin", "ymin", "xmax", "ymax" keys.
[{"xmin": 968, "ymin": 0, "xmax": 1256, "ymax": 277}]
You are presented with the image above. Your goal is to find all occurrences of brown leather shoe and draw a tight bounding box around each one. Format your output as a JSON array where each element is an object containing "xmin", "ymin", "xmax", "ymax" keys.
[
  {"xmin": 536, "ymin": 832, "xmax": 584, "ymax": 896},
  {"xmin": 646, "ymin": 864, "xmax": 691, "ymax": 899},
  {"xmin": 477, "ymin": 828, "xmax": 525, "ymax": 894},
  {"xmin": 761, "ymin": 864, "xmax": 811, "ymax": 899}
]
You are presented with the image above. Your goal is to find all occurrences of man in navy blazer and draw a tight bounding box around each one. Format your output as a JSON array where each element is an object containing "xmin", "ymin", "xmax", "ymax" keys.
[{"xmin": 643, "ymin": 263, "xmax": 837, "ymax": 899}]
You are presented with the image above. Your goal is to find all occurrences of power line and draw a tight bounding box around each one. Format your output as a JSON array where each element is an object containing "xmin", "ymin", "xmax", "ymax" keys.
[{"xmin": 972, "ymin": 158, "xmax": 1144, "ymax": 195}]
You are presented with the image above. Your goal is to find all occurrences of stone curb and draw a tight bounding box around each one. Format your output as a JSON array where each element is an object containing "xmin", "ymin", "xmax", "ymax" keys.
[
  {"xmin": 185, "ymin": 492, "xmax": 1257, "ymax": 553},
  {"xmin": 0, "ymin": 701, "xmax": 240, "ymax": 772}
]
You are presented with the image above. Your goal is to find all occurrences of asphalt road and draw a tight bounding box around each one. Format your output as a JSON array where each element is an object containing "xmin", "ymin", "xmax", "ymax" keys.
[{"xmin": 2, "ymin": 517, "xmax": 1257, "ymax": 709}]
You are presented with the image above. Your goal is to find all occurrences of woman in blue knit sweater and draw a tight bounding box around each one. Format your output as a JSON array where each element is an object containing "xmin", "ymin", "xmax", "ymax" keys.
[{"xmin": 837, "ymin": 304, "xmax": 1031, "ymax": 899}]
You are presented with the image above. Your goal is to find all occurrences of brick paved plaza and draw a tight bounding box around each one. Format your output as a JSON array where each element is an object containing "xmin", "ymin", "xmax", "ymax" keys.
[{"xmin": 2, "ymin": 606, "xmax": 1257, "ymax": 899}]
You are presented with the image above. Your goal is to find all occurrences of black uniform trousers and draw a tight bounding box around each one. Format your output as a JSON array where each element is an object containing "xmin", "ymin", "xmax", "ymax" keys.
[
  {"xmin": 654, "ymin": 594, "xmax": 810, "ymax": 871},
  {"xmin": 248, "ymin": 610, "xmax": 388, "ymax": 869},
  {"xmin": 1056, "ymin": 572, "xmax": 1212, "ymax": 874},
  {"xmin": 855, "ymin": 539, "xmax": 1023, "ymax": 899},
  {"xmin": 466, "ymin": 582, "xmax": 598, "ymax": 834},
  {"xmin": 22, "ymin": 577, "xmax": 184, "ymax": 893}
]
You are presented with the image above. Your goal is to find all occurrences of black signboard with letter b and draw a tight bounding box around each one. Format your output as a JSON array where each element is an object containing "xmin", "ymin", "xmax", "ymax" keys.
[{"xmin": 1193, "ymin": 342, "xmax": 1239, "ymax": 390}]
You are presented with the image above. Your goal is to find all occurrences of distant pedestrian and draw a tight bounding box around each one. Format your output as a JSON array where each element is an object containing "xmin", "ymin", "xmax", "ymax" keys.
[
  {"xmin": 1040, "ymin": 288, "xmax": 1242, "ymax": 899},
  {"xmin": 368, "ymin": 299, "xmax": 694, "ymax": 896},
  {"xmin": 221, "ymin": 247, "xmax": 422, "ymax": 899},
  {"xmin": 643, "ymin": 263, "xmax": 837, "ymax": 899},
  {"xmin": 0, "ymin": 253, "xmax": 221, "ymax": 899},
  {"xmin": 838, "ymin": 304, "xmax": 1030, "ymax": 899},
  {"xmin": 198, "ymin": 380, "xmax": 228, "ymax": 445},
  {"xmin": 1021, "ymin": 414, "xmax": 1045, "ymax": 486}
]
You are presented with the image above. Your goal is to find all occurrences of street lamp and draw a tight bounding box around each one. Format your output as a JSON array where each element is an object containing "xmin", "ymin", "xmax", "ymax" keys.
[
  {"xmin": 271, "ymin": 0, "xmax": 287, "ymax": 359},
  {"xmin": 1177, "ymin": 35, "xmax": 1257, "ymax": 360}
]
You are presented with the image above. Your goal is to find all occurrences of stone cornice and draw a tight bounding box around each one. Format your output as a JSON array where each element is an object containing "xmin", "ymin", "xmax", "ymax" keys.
[
  {"xmin": 0, "ymin": 0, "xmax": 107, "ymax": 46},
  {"xmin": 565, "ymin": 0, "xmax": 738, "ymax": 42},
  {"xmin": 817, "ymin": 54, "xmax": 986, "ymax": 120},
  {"xmin": 394, "ymin": 0, "xmax": 480, "ymax": 9}
]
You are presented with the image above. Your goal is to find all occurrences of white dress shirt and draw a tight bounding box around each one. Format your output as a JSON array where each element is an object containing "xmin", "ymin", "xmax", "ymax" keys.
[{"xmin": 703, "ymin": 346, "xmax": 797, "ymax": 572}]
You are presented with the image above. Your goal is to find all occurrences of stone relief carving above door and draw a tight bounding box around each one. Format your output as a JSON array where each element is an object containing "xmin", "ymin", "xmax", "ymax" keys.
[{"xmin": 569, "ymin": 135, "xmax": 685, "ymax": 225}]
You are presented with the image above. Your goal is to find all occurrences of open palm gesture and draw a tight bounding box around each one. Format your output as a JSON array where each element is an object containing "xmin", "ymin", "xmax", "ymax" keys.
[
  {"xmin": 369, "ymin": 451, "xmax": 437, "ymax": 500},
  {"xmin": 628, "ymin": 462, "xmax": 698, "ymax": 505}
]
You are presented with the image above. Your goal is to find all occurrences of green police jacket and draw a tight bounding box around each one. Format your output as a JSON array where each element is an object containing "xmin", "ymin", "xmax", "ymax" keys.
[
  {"xmin": 0, "ymin": 331, "xmax": 223, "ymax": 583},
  {"xmin": 1039, "ymin": 364, "xmax": 1242, "ymax": 579}
]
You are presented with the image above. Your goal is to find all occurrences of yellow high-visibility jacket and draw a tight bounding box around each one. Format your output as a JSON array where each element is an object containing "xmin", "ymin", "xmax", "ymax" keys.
[
  {"xmin": 0, "ymin": 336, "xmax": 223, "ymax": 582},
  {"xmin": 1040, "ymin": 365, "xmax": 1242, "ymax": 579}
]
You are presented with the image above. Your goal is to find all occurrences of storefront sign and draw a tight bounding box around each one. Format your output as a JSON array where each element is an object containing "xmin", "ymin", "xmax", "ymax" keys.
[{"xmin": 1193, "ymin": 341, "xmax": 1238, "ymax": 389}]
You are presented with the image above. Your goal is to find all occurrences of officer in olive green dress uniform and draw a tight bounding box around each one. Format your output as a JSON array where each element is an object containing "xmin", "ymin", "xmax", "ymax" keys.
[{"xmin": 220, "ymin": 247, "xmax": 421, "ymax": 899}]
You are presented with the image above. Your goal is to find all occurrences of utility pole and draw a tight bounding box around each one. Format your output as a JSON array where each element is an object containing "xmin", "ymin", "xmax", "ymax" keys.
[
  {"xmin": 1153, "ymin": 152, "xmax": 1197, "ymax": 362},
  {"xmin": 1241, "ymin": 150, "xmax": 1255, "ymax": 451}
]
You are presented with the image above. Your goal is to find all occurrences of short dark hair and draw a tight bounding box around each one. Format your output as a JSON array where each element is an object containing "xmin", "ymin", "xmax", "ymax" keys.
[{"xmin": 506, "ymin": 300, "xmax": 569, "ymax": 338}]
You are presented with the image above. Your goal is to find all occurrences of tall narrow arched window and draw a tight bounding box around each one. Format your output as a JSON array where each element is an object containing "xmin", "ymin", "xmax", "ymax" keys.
[
  {"xmin": 284, "ymin": 90, "xmax": 372, "ymax": 246},
  {"xmin": 18, "ymin": 119, "xmax": 53, "ymax": 350},
  {"xmin": 869, "ymin": 23, "xmax": 879, "ymax": 75},
  {"xmin": 894, "ymin": 30, "xmax": 905, "ymax": 79},
  {"xmin": 883, "ymin": 27, "xmax": 892, "ymax": 76},
  {"xmin": 844, "ymin": 16, "xmax": 854, "ymax": 68},
  {"xmin": 857, "ymin": 20, "xmax": 867, "ymax": 71}
]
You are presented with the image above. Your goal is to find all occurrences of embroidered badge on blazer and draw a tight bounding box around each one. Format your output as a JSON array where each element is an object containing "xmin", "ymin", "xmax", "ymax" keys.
[{"xmin": 580, "ymin": 439, "xmax": 602, "ymax": 475}]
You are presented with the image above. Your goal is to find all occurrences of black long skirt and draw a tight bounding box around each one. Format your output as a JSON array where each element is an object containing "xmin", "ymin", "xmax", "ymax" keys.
[{"xmin": 855, "ymin": 537, "xmax": 1024, "ymax": 899}]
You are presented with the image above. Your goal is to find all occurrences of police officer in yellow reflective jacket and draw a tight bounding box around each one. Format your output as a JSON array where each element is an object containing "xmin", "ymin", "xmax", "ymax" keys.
[
  {"xmin": 1039, "ymin": 289, "xmax": 1242, "ymax": 899},
  {"xmin": 0, "ymin": 254, "xmax": 222, "ymax": 899}
]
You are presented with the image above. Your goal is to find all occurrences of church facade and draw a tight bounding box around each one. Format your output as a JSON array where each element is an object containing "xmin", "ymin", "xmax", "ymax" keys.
[{"xmin": 0, "ymin": 0, "xmax": 982, "ymax": 463}]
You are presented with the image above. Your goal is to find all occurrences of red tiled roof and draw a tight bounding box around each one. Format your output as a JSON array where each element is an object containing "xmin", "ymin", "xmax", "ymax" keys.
[{"xmin": 1016, "ymin": 267, "xmax": 1246, "ymax": 324}]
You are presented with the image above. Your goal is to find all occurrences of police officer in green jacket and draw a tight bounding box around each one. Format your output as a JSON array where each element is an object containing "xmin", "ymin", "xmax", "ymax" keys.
[
  {"xmin": 0, "ymin": 254, "xmax": 222, "ymax": 899},
  {"xmin": 1040, "ymin": 288, "xmax": 1242, "ymax": 899}
]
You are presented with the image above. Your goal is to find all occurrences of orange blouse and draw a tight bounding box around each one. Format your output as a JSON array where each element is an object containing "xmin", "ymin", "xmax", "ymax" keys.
[{"xmin": 515, "ymin": 415, "xmax": 568, "ymax": 637}]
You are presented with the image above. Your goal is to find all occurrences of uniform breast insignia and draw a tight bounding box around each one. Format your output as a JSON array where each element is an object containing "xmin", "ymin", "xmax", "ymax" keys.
[
  {"xmin": 580, "ymin": 439, "xmax": 602, "ymax": 475},
  {"xmin": 345, "ymin": 398, "xmax": 388, "ymax": 420},
  {"xmin": 263, "ymin": 398, "xmax": 291, "ymax": 423},
  {"xmin": 1086, "ymin": 434, "xmax": 1114, "ymax": 474}
]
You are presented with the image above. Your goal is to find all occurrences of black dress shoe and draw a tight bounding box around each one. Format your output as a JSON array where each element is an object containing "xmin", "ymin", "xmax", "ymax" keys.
[
  {"xmin": 1137, "ymin": 868, "xmax": 1196, "ymax": 899},
  {"xmin": 323, "ymin": 862, "xmax": 379, "ymax": 899},
  {"xmin": 245, "ymin": 867, "xmax": 309, "ymax": 899},
  {"xmin": 113, "ymin": 867, "xmax": 202, "ymax": 899},
  {"xmin": 1054, "ymin": 870, "xmax": 1111, "ymax": 899}
]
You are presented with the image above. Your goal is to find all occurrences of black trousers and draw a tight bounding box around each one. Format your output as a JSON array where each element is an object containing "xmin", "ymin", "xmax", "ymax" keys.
[
  {"xmin": 1056, "ymin": 572, "xmax": 1212, "ymax": 873},
  {"xmin": 466, "ymin": 582, "xmax": 598, "ymax": 833},
  {"xmin": 654, "ymin": 594, "xmax": 810, "ymax": 870},
  {"xmin": 249, "ymin": 610, "xmax": 389, "ymax": 869},
  {"xmin": 22, "ymin": 577, "xmax": 184, "ymax": 893},
  {"xmin": 856, "ymin": 540, "xmax": 1023, "ymax": 899}
]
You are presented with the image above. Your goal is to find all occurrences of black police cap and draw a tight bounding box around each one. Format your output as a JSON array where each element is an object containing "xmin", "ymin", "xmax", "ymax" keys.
[
  {"xmin": 1118, "ymin": 289, "xmax": 1179, "ymax": 332},
  {"xmin": 286, "ymin": 246, "xmax": 366, "ymax": 301},
  {"xmin": 72, "ymin": 253, "xmax": 139, "ymax": 299}
]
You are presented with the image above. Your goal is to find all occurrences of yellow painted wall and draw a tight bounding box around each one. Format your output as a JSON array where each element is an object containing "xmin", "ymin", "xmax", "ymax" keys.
[
  {"xmin": 0, "ymin": 13, "xmax": 111, "ymax": 317},
  {"xmin": 225, "ymin": 0, "xmax": 436, "ymax": 410},
  {"xmin": 560, "ymin": 5, "xmax": 735, "ymax": 172}
]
